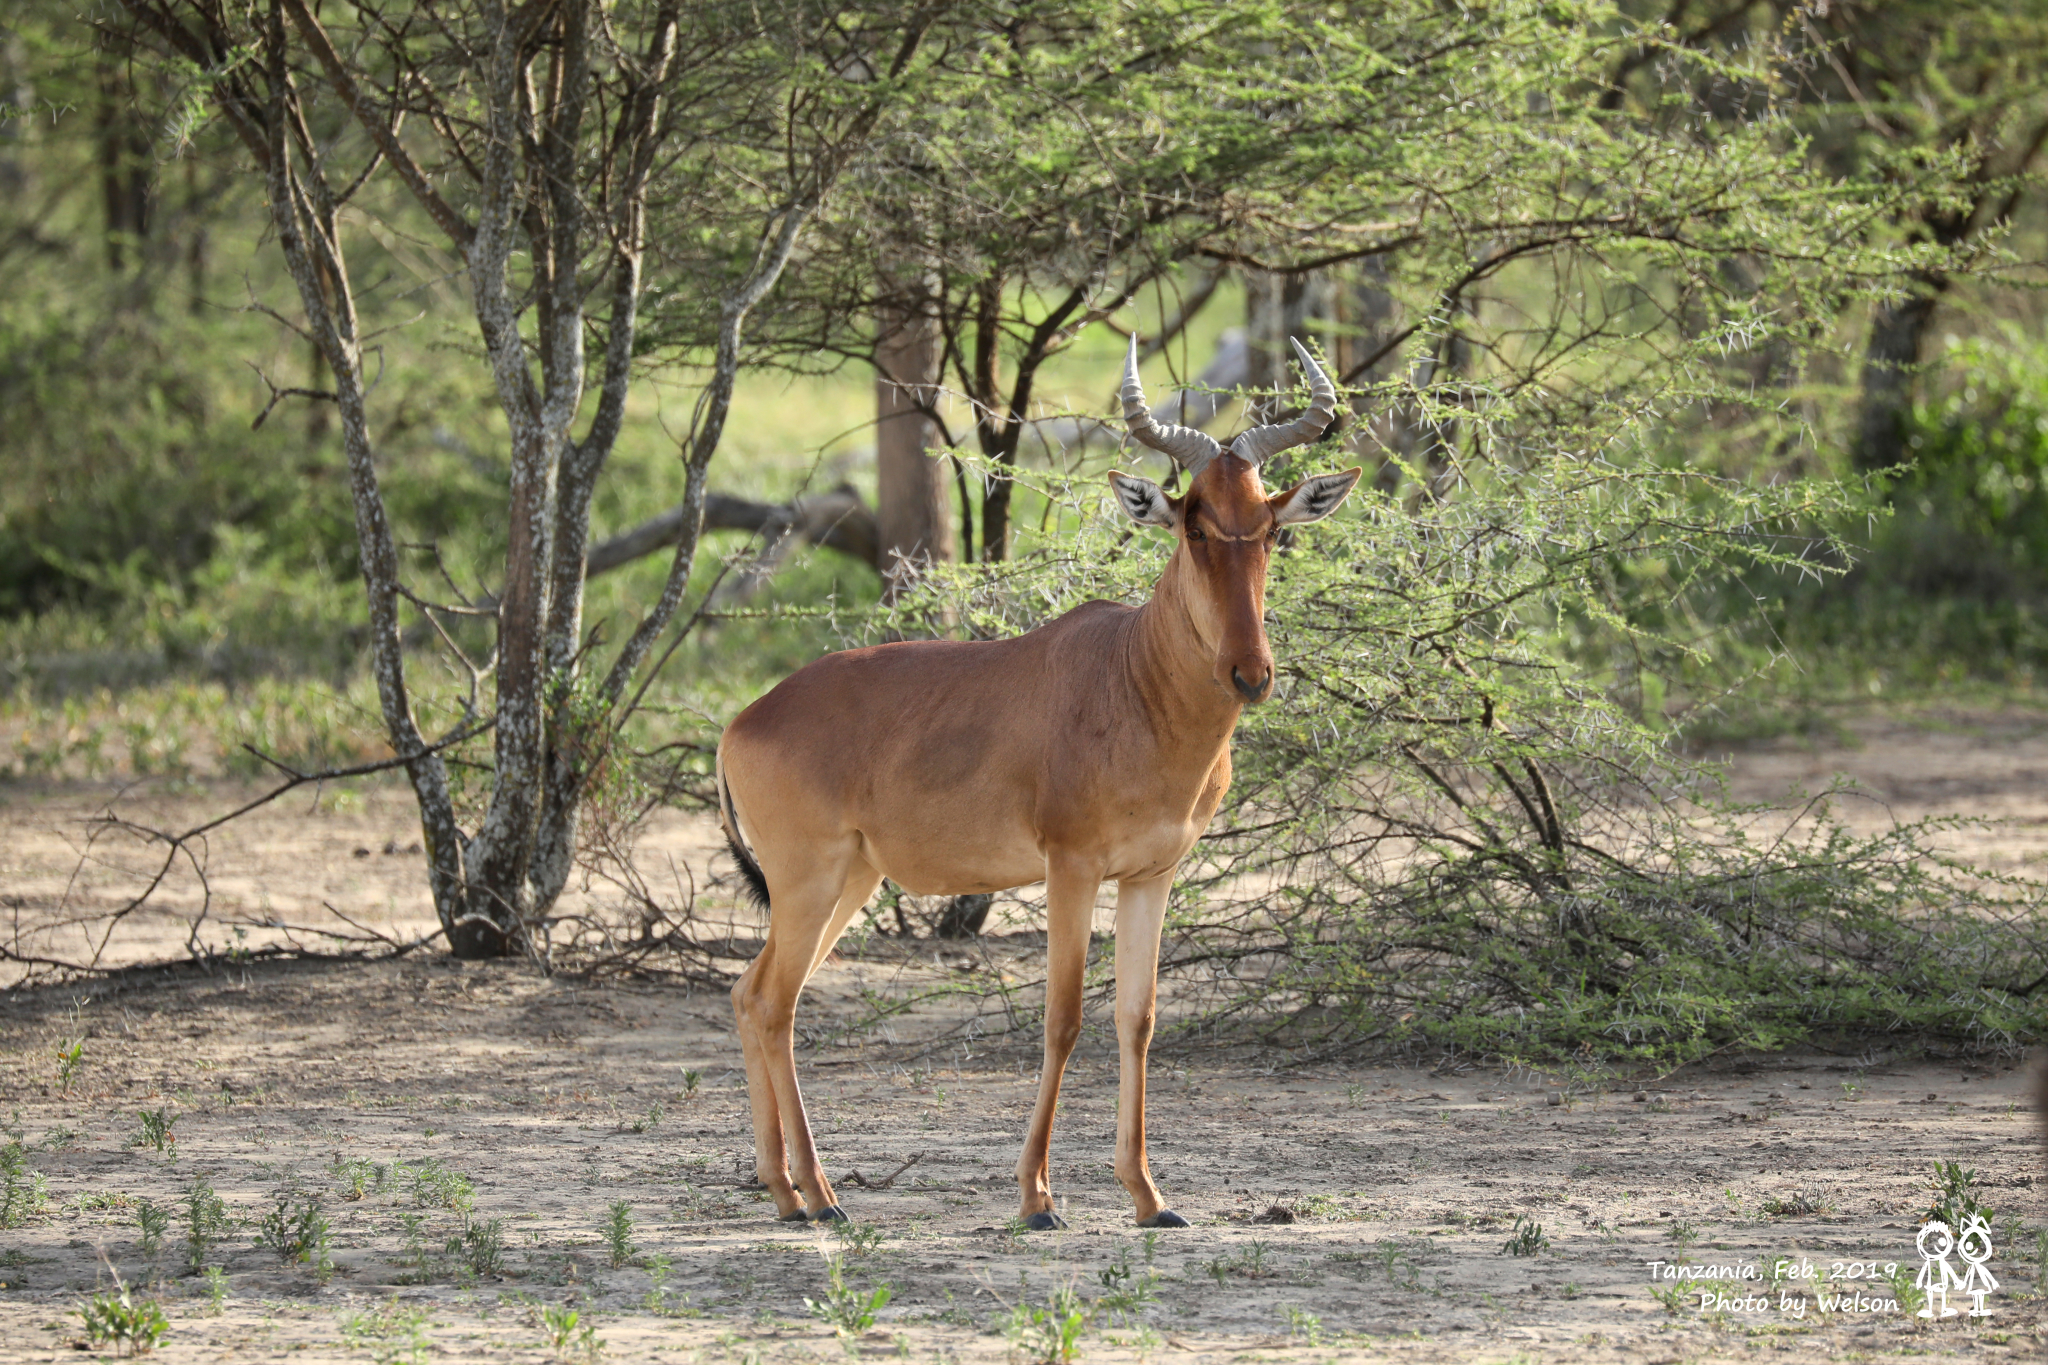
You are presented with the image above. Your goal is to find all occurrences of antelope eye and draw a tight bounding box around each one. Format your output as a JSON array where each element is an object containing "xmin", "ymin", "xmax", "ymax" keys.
[{"xmin": 1185, "ymin": 525, "xmax": 1206, "ymax": 542}]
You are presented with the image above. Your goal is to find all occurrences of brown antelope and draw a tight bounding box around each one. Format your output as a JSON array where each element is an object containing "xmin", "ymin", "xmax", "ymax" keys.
[{"xmin": 717, "ymin": 335, "xmax": 1360, "ymax": 1228}]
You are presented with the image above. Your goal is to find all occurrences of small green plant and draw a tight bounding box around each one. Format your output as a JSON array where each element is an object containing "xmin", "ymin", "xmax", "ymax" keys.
[
  {"xmin": 183, "ymin": 1175, "xmax": 232, "ymax": 1273},
  {"xmin": 602, "ymin": 1200, "xmax": 636, "ymax": 1268},
  {"xmin": 1924, "ymin": 1160, "xmax": 1991, "ymax": 1231},
  {"xmin": 539, "ymin": 1303, "xmax": 603, "ymax": 1360},
  {"xmin": 201, "ymin": 1266, "xmax": 227, "ymax": 1315},
  {"xmin": 55, "ymin": 1039, "xmax": 86, "ymax": 1095},
  {"xmin": 396, "ymin": 1158, "xmax": 475, "ymax": 1211},
  {"xmin": 831, "ymin": 1220, "xmax": 886, "ymax": 1257},
  {"xmin": 341, "ymin": 1303, "xmax": 434, "ymax": 1365},
  {"xmin": 1, "ymin": 1140, "xmax": 50, "ymax": 1227},
  {"xmin": 455, "ymin": 1214, "xmax": 506, "ymax": 1277},
  {"xmin": 394, "ymin": 1211, "xmax": 439, "ymax": 1283},
  {"xmin": 629, "ymin": 1101, "xmax": 665, "ymax": 1133},
  {"xmin": 681, "ymin": 1069, "xmax": 702, "ymax": 1099},
  {"xmin": 1093, "ymin": 1251, "xmax": 1157, "ymax": 1323},
  {"xmin": 332, "ymin": 1156, "xmax": 384, "ymax": 1201},
  {"xmin": 76, "ymin": 1275, "xmax": 169, "ymax": 1357},
  {"xmin": 136, "ymin": 1200, "xmax": 170, "ymax": 1259},
  {"xmin": 1667, "ymin": 1220, "xmax": 1699, "ymax": 1252},
  {"xmin": 805, "ymin": 1253, "xmax": 892, "ymax": 1336},
  {"xmin": 1005, "ymin": 1284, "xmax": 1088, "ymax": 1365},
  {"xmin": 1278, "ymin": 1304, "xmax": 1323, "ymax": 1344},
  {"xmin": 1500, "ymin": 1217, "xmax": 1550, "ymax": 1257},
  {"xmin": 130, "ymin": 1108, "xmax": 178, "ymax": 1153},
  {"xmin": 1759, "ymin": 1190, "xmax": 1830, "ymax": 1218},
  {"xmin": 256, "ymin": 1193, "xmax": 332, "ymax": 1279},
  {"xmin": 1887, "ymin": 1263, "xmax": 1926, "ymax": 1318},
  {"xmin": 1649, "ymin": 1282, "xmax": 1688, "ymax": 1316},
  {"xmin": 1365, "ymin": 1238, "xmax": 1422, "ymax": 1288}
]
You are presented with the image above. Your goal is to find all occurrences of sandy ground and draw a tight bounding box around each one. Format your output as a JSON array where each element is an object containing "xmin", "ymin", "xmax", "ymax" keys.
[{"xmin": 0, "ymin": 707, "xmax": 2046, "ymax": 1363}]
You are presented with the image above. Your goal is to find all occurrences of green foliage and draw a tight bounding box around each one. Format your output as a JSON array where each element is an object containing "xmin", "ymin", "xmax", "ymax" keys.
[
  {"xmin": 887, "ymin": 453, "xmax": 2048, "ymax": 1064},
  {"xmin": 601, "ymin": 1200, "xmax": 636, "ymax": 1269},
  {"xmin": 1003, "ymin": 1284, "xmax": 1089, "ymax": 1365},
  {"xmin": 0, "ymin": 1140, "xmax": 49, "ymax": 1227},
  {"xmin": 396, "ymin": 1158, "xmax": 474, "ymax": 1212},
  {"xmin": 1887, "ymin": 1262, "xmax": 1927, "ymax": 1319},
  {"xmin": 181, "ymin": 1175, "xmax": 231, "ymax": 1274},
  {"xmin": 255, "ymin": 1193, "xmax": 332, "ymax": 1278},
  {"xmin": 1093, "ymin": 1252, "xmax": 1158, "ymax": 1324},
  {"xmin": 1741, "ymin": 332, "xmax": 2048, "ymax": 692},
  {"xmin": 1923, "ymin": 1161, "xmax": 1992, "ymax": 1232},
  {"xmin": 806, "ymin": 1254, "xmax": 892, "ymax": 1337},
  {"xmin": 332, "ymin": 1156, "xmax": 384, "ymax": 1201},
  {"xmin": 538, "ymin": 1303, "xmax": 603, "ymax": 1361},
  {"xmin": 75, "ymin": 1278, "xmax": 169, "ymax": 1357},
  {"xmin": 340, "ymin": 1303, "xmax": 434, "ymax": 1365},
  {"xmin": 454, "ymin": 1213, "xmax": 506, "ymax": 1278},
  {"xmin": 828, "ymin": 1221, "xmax": 884, "ymax": 1257},
  {"xmin": 200, "ymin": 1265, "xmax": 227, "ymax": 1314},
  {"xmin": 1500, "ymin": 1218, "xmax": 1550, "ymax": 1257},
  {"xmin": 130, "ymin": 1108, "xmax": 176, "ymax": 1153},
  {"xmin": 135, "ymin": 1200, "xmax": 170, "ymax": 1259},
  {"xmin": 53, "ymin": 1035, "xmax": 84, "ymax": 1094}
]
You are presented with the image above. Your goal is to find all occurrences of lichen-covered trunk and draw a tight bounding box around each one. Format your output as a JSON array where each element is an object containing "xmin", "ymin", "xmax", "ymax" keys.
[{"xmin": 248, "ymin": 0, "xmax": 471, "ymax": 947}]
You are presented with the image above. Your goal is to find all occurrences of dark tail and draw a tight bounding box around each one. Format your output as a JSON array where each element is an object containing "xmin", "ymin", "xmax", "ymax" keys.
[{"xmin": 718, "ymin": 755, "xmax": 771, "ymax": 911}]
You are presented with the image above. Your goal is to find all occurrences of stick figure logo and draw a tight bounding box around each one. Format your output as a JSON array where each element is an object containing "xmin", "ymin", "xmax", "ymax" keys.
[
  {"xmin": 1955, "ymin": 1215, "xmax": 1998, "ymax": 1318},
  {"xmin": 1914, "ymin": 1220, "xmax": 1960, "ymax": 1319}
]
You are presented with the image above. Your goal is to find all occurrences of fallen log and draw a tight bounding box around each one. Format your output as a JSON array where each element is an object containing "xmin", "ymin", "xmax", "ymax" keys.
[{"xmin": 585, "ymin": 485, "xmax": 880, "ymax": 581}]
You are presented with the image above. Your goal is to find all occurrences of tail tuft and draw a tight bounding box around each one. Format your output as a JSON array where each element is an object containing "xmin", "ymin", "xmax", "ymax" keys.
[{"xmin": 719, "ymin": 766, "xmax": 771, "ymax": 911}]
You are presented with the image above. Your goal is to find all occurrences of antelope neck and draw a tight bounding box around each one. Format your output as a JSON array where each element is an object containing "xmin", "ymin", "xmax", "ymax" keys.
[{"xmin": 1125, "ymin": 549, "xmax": 1245, "ymax": 739}]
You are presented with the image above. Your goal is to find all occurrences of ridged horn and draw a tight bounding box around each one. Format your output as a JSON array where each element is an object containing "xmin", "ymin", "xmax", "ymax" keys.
[
  {"xmin": 1229, "ymin": 336, "xmax": 1338, "ymax": 466},
  {"xmin": 1121, "ymin": 333, "xmax": 1221, "ymax": 476}
]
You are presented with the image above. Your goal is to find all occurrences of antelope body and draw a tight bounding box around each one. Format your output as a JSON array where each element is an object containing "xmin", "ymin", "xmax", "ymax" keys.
[{"xmin": 718, "ymin": 337, "xmax": 1360, "ymax": 1228}]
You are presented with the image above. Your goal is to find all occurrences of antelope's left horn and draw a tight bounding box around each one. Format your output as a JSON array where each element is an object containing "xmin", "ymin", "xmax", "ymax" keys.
[{"xmin": 1229, "ymin": 336, "xmax": 1338, "ymax": 466}]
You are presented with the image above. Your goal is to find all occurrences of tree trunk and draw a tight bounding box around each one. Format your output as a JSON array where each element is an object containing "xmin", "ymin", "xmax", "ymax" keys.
[
  {"xmin": 1854, "ymin": 282, "xmax": 1944, "ymax": 473},
  {"xmin": 1243, "ymin": 269, "xmax": 1324, "ymax": 419},
  {"xmin": 94, "ymin": 41, "xmax": 152, "ymax": 276},
  {"xmin": 874, "ymin": 303, "xmax": 954, "ymax": 597}
]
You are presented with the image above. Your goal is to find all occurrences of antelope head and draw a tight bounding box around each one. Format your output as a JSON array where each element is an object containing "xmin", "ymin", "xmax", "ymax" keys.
[{"xmin": 1110, "ymin": 335, "xmax": 1362, "ymax": 705}]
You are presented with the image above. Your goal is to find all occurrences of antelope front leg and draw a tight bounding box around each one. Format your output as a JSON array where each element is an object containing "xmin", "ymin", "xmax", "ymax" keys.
[
  {"xmin": 1015, "ymin": 854, "xmax": 1101, "ymax": 1230},
  {"xmin": 1114, "ymin": 872, "xmax": 1187, "ymax": 1228}
]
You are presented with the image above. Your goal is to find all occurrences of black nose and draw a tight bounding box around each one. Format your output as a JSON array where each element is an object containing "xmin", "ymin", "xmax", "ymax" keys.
[{"xmin": 1232, "ymin": 666, "xmax": 1271, "ymax": 702}]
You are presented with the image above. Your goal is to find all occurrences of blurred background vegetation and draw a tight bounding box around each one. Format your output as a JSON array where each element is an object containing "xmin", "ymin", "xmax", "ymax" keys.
[{"xmin": 6, "ymin": 0, "xmax": 2048, "ymax": 1057}]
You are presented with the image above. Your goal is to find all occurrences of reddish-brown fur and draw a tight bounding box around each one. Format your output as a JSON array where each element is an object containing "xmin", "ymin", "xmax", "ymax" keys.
[{"xmin": 717, "ymin": 450, "xmax": 1358, "ymax": 1227}]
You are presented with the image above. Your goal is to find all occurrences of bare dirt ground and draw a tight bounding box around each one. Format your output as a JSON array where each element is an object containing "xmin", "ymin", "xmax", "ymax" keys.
[{"xmin": 2, "ymin": 707, "xmax": 2047, "ymax": 1364}]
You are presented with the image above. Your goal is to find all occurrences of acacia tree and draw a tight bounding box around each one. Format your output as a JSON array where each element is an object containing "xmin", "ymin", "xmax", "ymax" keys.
[{"xmin": 114, "ymin": 0, "xmax": 937, "ymax": 956}]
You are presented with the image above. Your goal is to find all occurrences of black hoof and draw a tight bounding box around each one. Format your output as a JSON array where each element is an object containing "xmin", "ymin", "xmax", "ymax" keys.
[
  {"xmin": 778, "ymin": 1208, "xmax": 810, "ymax": 1222},
  {"xmin": 810, "ymin": 1204, "xmax": 849, "ymax": 1223},
  {"xmin": 1021, "ymin": 1211, "xmax": 1068, "ymax": 1232},
  {"xmin": 1138, "ymin": 1209, "xmax": 1190, "ymax": 1229}
]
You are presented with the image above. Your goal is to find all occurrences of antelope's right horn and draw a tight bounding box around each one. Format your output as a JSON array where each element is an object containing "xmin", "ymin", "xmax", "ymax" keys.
[{"xmin": 1121, "ymin": 334, "xmax": 1221, "ymax": 477}]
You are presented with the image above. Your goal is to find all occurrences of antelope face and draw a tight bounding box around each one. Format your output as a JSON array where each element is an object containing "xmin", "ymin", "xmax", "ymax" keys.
[{"xmin": 1111, "ymin": 456, "xmax": 1361, "ymax": 704}]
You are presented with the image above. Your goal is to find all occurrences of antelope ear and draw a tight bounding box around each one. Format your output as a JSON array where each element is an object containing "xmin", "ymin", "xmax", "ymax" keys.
[
  {"xmin": 1272, "ymin": 467, "xmax": 1363, "ymax": 526},
  {"xmin": 1108, "ymin": 470, "xmax": 1179, "ymax": 528}
]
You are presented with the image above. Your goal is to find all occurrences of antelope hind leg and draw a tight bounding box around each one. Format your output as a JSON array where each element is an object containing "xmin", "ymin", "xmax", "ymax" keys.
[{"xmin": 733, "ymin": 848, "xmax": 874, "ymax": 1222}]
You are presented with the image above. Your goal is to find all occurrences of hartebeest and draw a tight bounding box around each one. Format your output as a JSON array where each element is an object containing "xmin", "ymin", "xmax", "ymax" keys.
[{"xmin": 717, "ymin": 336, "xmax": 1360, "ymax": 1228}]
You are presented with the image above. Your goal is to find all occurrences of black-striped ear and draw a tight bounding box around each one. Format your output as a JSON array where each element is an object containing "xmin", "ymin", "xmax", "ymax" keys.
[
  {"xmin": 1108, "ymin": 471, "xmax": 1179, "ymax": 528},
  {"xmin": 1271, "ymin": 467, "xmax": 1363, "ymax": 526}
]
